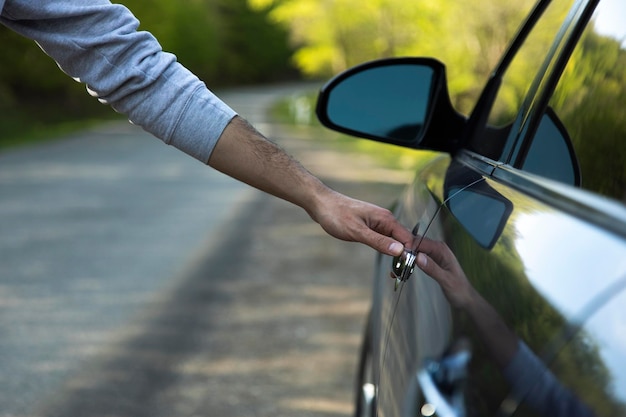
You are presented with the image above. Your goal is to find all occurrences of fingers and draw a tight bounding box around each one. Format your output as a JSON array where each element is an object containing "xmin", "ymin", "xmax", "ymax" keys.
[
  {"xmin": 364, "ymin": 208, "xmax": 413, "ymax": 256},
  {"xmin": 415, "ymin": 238, "xmax": 461, "ymax": 284},
  {"xmin": 343, "ymin": 213, "xmax": 408, "ymax": 256},
  {"xmin": 361, "ymin": 228, "xmax": 406, "ymax": 256},
  {"xmin": 311, "ymin": 191, "xmax": 412, "ymax": 256},
  {"xmin": 414, "ymin": 236, "xmax": 454, "ymax": 268},
  {"xmin": 416, "ymin": 251, "xmax": 446, "ymax": 283}
]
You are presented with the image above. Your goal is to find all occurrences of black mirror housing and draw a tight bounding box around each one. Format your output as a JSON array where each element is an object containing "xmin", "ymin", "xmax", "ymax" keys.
[{"xmin": 316, "ymin": 57, "xmax": 467, "ymax": 153}]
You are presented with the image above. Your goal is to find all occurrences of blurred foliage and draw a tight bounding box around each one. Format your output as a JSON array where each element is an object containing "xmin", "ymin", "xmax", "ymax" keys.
[
  {"xmin": 2, "ymin": 0, "xmax": 625, "ymax": 202},
  {"xmin": 252, "ymin": 0, "xmax": 626, "ymax": 202},
  {"xmin": 550, "ymin": 25, "xmax": 626, "ymax": 201},
  {"xmin": 120, "ymin": 0, "xmax": 295, "ymax": 85},
  {"xmin": 249, "ymin": 0, "xmax": 539, "ymax": 114}
]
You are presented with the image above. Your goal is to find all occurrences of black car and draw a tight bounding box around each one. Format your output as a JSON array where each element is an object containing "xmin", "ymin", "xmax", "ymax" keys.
[{"xmin": 316, "ymin": 0, "xmax": 626, "ymax": 416}]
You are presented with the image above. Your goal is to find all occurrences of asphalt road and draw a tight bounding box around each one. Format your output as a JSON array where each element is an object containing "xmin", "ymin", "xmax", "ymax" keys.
[{"xmin": 0, "ymin": 83, "xmax": 411, "ymax": 417}]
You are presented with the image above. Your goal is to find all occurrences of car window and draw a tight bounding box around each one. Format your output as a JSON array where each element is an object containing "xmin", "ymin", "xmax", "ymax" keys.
[
  {"xmin": 520, "ymin": 107, "xmax": 580, "ymax": 185},
  {"xmin": 541, "ymin": 0, "xmax": 626, "ymax": 202},
  {"xmin": 468, "ymin": 0, "xmax": 575, "ymax": 161}
]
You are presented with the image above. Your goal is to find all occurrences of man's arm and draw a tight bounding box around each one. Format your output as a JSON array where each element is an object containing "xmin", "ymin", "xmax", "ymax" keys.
[
  {"xmin": 1, "ymin": 0, "xmax": 412, "ymax": 256},
  {"xmin": 1, "ymin": 0, "xmax": 235, "ymax": 163},
  {"xmin": 211, "ymin": 116, "xmax": 410, "ymax": 255}
]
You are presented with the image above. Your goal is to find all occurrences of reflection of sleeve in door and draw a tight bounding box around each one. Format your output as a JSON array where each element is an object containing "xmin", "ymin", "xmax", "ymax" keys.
[{"xmin": 503, "ymin": 341, "xmax": 594, "ymax": 417}]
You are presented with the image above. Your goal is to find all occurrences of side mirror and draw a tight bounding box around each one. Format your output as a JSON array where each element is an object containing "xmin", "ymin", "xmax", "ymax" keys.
[
  {"xmin": 444, "ymin": 161, "xmax": 513, "ymax": 249},
  {"xmin": 316, "ymin": 57, "xmax": 466, "ymax": 152},
  {"xmin": 446, "ymin": 183, "xmax": 513, "ymax": 249}
]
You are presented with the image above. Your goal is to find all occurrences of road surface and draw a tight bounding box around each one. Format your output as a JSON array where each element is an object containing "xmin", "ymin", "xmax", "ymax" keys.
[{"xmin": 0, "ymin": 83, "xmax": 411, "ymax": 417}]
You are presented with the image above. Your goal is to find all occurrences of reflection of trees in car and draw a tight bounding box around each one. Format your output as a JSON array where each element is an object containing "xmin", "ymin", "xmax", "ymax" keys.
[
  {"xmin": 416, "ymin": 236, "xmax": 596, "ymax": 417},
  {"xmin": 419, "ymin": 234, "xmax": 626, "ymax": 417},
  {"xmin": 549, "ymin": 26, "xmax": 626, "ymax": 201},
  {"xmin": 441, "ymin": 224, "xmax": 624, "ymax": 416},
  {"xmin": 484, "ymin": 0, "xmax": 575, "ymax": 128}
]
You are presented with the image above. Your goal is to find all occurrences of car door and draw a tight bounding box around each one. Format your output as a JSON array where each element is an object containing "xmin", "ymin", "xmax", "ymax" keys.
[
  {"xmin": 373, "ymin": 152, "xmax": 485, "ymax": 417},
  {"xmin": 407, "ymin": 0, "xmax": 626, "ymax": 416},
  {"xmin": 315, "ymin": 1, "xmax": 626, "ymax": 415},
  {"xmin": 372, "ymin": 1, "xmax": 579, "ymax": 416},
  {"xmin": 491, "ymin": 0, "xmax": 626, "ymax": 415},
  {"xmin": 379, "ymin": 0, "xmax": 626, "ymax": 416}
]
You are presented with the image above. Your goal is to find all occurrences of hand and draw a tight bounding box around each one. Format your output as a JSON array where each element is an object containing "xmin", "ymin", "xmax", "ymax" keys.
[
  {"xmin": 310, "ymin": 189, "xmax": 412, "ymax": 257},
  {"xmin": 415, "ymin": 237, "xmax": 478, "ymax": 309}
]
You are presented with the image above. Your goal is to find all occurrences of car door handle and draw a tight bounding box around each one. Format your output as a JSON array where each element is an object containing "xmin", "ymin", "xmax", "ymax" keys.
[
  {"xmin": 391, "ymin": 222, "xmax": 421, "ymax": 285},
  {"xmin": 391, "ymin": 250, "xmax": 417, "ymax": 282},
  {"xmin": 416, "ymin": 349, "xmax": 471, "ymax": 417}
]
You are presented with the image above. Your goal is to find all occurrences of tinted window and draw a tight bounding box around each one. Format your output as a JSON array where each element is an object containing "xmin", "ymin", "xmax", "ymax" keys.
[
  {"xmin": 521, "ymin": 107, "xmax": 580, "ymax": 185},
  {"xmin": 486, "ymin": 0, "xmax": 574, "ymax": 127},
  {"xmin": 547, "ymin": 0, "xmax": 626, "ymax": 202}
]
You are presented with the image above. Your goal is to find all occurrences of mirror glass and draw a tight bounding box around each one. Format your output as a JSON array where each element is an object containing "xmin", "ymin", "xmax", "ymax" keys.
[
  {"xmin": 447, "ymin": 183, "xmax": 513, "ymax": 249},
  {"xmin": 325, "ymin": 64, "xmax": 435, "ymax": 142}
]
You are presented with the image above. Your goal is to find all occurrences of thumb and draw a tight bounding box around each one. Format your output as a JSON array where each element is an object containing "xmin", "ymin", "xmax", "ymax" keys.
[
  {"xmin": 363, "ymin": 229, "xmax": 405, "ymax": 256},
  {"xmin": 416, "ymin": 252, "xmax": 444, "ymax": 282}
]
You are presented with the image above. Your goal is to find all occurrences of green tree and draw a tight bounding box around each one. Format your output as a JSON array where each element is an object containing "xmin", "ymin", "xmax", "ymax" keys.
[
  {"xmin": 248, "ymin": 0, "xmax": 538, "ymax": 113},
  {"xmin": 122, "ymin": 0, "xmax": 293, "ymax": 85},
  {"xmin": 212, "ymin": 0, "xmax": 294, "ymax": 84}
]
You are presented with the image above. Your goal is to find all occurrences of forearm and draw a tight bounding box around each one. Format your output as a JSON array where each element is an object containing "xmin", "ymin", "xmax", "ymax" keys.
[
  {"xmin": 463, "ymin": 289, "xmax": 519, "ymax": 370},
  {"xmin": 209, "ymin": 116, "xmax": 330, "ymax": 216}
]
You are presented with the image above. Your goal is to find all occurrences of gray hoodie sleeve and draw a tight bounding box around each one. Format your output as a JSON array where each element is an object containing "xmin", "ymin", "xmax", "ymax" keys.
[
  {"xmin": 503, "ymin": 341, "xmax": 595, "ymax": 417},
  {"xmin": 0, "ymin": 0, "xmax": 237, "ymax": 163}
]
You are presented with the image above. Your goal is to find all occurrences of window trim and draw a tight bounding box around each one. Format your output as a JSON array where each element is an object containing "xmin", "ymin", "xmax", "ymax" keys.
[
  {"xmin": 462, "ymin": 0, "xmax": 554, "ymax": 154},
  {"xmin": 464, "ymin": 0, "xmax": 600, "ymax": 168},
  {"xmin": 491, "ymin": 163, "xmax": 626, "ymax": 239},
  {"xmin": 509, "ymin": 0, "xmax": 600, "ymax": 169}
]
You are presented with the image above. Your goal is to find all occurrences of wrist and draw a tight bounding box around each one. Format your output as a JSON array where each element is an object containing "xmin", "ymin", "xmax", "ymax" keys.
[
  {"xmin": 459, "ymin": 285, "xmax": 484, "ymax": 314},
  {"xmin": 299, "ymin": 177, "xmax": 335, "ymax": 222}
]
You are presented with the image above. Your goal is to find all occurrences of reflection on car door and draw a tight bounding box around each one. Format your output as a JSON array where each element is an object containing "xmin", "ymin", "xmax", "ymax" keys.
[
  {"xmin": 377, "ymin": 144, "xmax": 626, "ymax": 417},
  {"xmin": 374, "ymin": 154, "xmax": 493, "ymax": 417},
  {"xmin": 373, "ymin": 152, "xmax": 451, "ymax": 417},
  {"xmin": 430, "ymin": 157, "xmax": 626, "ymax": 417}
]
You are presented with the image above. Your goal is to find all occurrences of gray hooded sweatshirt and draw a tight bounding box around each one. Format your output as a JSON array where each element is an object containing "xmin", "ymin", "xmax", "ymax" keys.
[{"xmin": 0, "ymin": 0, "xmax": 237, "ymax": 163}]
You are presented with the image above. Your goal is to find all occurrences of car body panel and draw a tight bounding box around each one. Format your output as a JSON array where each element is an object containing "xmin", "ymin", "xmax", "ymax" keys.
[
  {"xmin": 372, "ymin": 154, "xmax": 452, "ymax": 417},
  {"xmin": 315, "ymin": 0, "xmax": 626, "ymax": 415},
  {"xmin": 544, "ymin": 286, "xmax": 626, "ymax": 416},
  {"xmin": 373, "ymin": 150, "xmax": 626, "ymax": 416}
]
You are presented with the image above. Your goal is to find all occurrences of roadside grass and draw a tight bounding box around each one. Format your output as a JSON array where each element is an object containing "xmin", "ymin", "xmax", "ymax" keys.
[
  {"xmin": 0, "ymin": 102, "xmax": 122, "ymax": 151},
  {"xmin": 270, "ymin": 90, "xmax": 438, "ymax": 172}
]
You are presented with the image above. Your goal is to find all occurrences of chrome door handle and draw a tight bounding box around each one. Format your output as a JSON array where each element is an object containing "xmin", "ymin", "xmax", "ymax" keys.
[
  {"xmin": 391, "ymin": 250, "xmax": 417, "ymax": 282},
  {"xmin": 391, "ymin": 222, "xmax": 420, "ymax": 288},
  {"xmin": 416, "ymin": 349, "xmax": 471, "ymax": 417}
]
